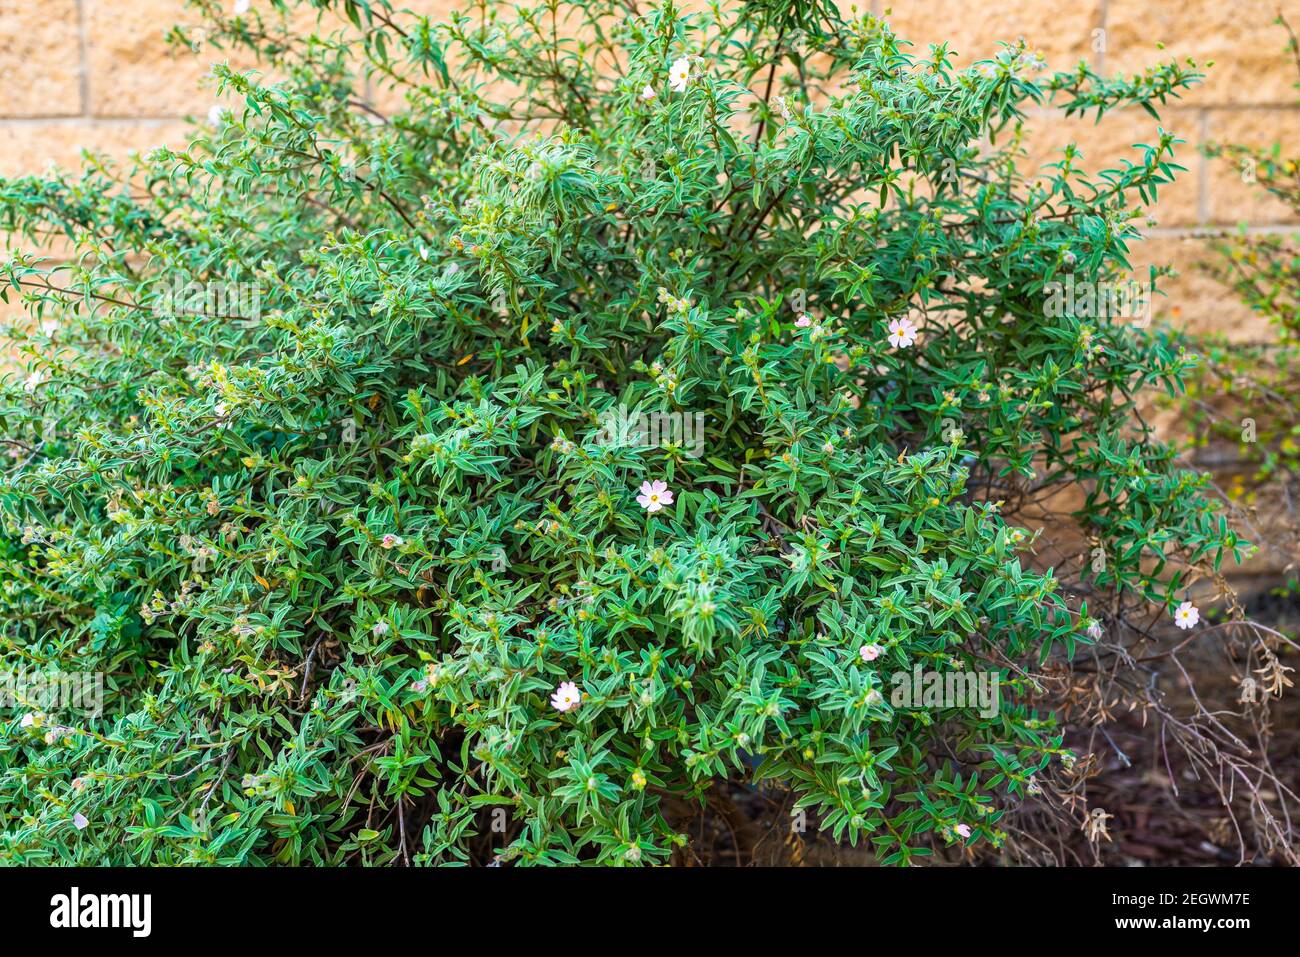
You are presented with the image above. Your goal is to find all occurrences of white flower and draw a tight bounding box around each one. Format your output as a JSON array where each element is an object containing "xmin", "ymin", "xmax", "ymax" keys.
[
  {"xmin": 208, "ymin": 104, "xmax": 228, "ymax": 126},
  {"xmin": 19, "ymin": 712, "xmax": 38, "ymax": 728},
  {"xmin": 859, "ymin": 643, "xmax": 882, "ymax": 662},
  {"xmin": 72, "ymin": 813, "xmax": 89, "ymax": 830},
  {"xmin": 669, "ymin": 57, "xmax": 691, "ymax": 93},
  {"xmin": 22, "ymin": 370, "xmax": 45, "ymax": 393},
  {"xmin": 640, "ymin": 84, "xmax": 656, "ymax": 101},
  {"xmin": 1173, "ymin": 601, "xmax": 1200, "ymax": 630},
  {"xmin": 636, "ymin": 479, "xmax": 674, "ymax": 513},
  {"xmin": 886, "ymin": 317, "xmax": 918, "ymax": 349},
  {"xmin": 380, "ymin": 533, "xmax": 404, "ymax": 549},
  {"xmin": 551, "ymin": 681, "xmax": 581, "ymax": 712},
  {"xmin": 372, "ymin": 621, "xmax": 390, "ymax": 637},
  {"xmin": 1086, "ymin": 618, "xmax": 1104, "ymax": 641},
  {"xmin": 233, "ymin": 0, "xmax": 251, "ymax": 14}
]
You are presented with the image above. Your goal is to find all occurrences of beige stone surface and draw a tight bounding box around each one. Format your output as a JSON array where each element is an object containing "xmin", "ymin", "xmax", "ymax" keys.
[
  {"xmin": 83, "ymin": 0, "xmax": 260, "ymax": 117},
  {"xmin": 0, "ymin": 118, "xmax": 188, "ymax": 177},
  {"xmin": 1205, "ymin": 107, "xmax": 1300, "ymax": 225},
  {"xmin": 1106, "ymin": 0, "xmax": 1300, "ymax": 106},
  {"xmin": 881, "ymin": 0, "xmax": 1102, "ymax": 71},
  {"xmin": 1128, "ymin": 233, "xmax": 1275, "ymax": 341},
  {"xmin": 0, "ymin": 0, "xmax": 83, "ymax": 117}
]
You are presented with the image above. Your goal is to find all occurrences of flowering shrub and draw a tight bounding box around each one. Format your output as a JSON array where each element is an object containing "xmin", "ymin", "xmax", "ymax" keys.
[{"xmin": 0, "ymin": 0, "xmax": 1241, "ymax": 865}]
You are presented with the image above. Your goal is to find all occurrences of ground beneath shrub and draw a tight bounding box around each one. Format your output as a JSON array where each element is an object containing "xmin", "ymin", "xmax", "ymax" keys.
[{"xmin": 666, "ymin": 587, "xmax": 1300, "ymax": 867}]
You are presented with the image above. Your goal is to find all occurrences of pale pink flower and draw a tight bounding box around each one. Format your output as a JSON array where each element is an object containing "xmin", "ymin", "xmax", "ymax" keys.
[
  {"xmin": 795, "ymin": 314, "xmax": 813, "ymax": 328},
  {"xmin": 640, "ymin": 84, "xmax": 656, "ymax": 101},
  {"xmin": 859, "ymin": 643, "xmax": 882, "ymax": 662},
  {"xmin": 954, "ymin": 823, "xmax": 972, "ymax": 839},
  {"xmin": 1173, "ymin": 601, "xmax": 1200, "ymax": 630},
  {"xmin": 551, "ymin": 681, "xmax": 581, "ymax": 712},
  {"xmin": 887, "ymin": 317, "xmax": 918, "ymax": 349},
  {"xmin": 637, "ymin": 479, "xmax": 673, "ymax": 513},
  {"xmin": 72, "ymin": 813, "xmax": 89, "ymax": 830},
  {"xmin": 380, "ymin": 534, "xmax": 404, "ymax": 549}
]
